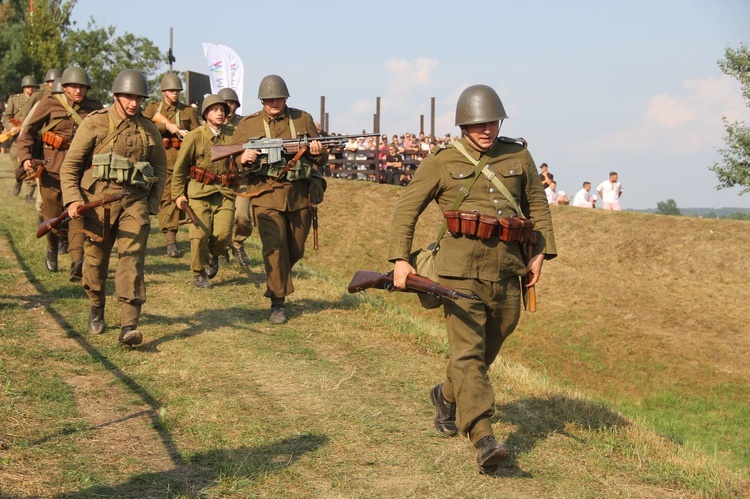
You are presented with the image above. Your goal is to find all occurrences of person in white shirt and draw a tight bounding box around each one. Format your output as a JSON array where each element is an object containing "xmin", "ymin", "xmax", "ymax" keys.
[
  {"xmin": 544, "ymin": 180, "xmax": 568, "ymax": 205},
  {"xmin": 571, "ymin": 181, "xmax": 597, "ymax": 208},
  {"xmin": 597, "ymin": 171, "xmax": 623, "ymax": 210}
]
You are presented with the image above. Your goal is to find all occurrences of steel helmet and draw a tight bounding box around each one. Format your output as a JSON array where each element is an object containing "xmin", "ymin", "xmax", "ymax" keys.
[
  {"xmin": 61, "ymin": 66, "xmax": 92, "ymax": 88},
  {"xmin": 51, "ymin": 77, "xmax": 64, "ymax": 94},
  {"xmin": 44, "ymin": 68, "xmax": 62, "ymax": 82},
  {"xmin": 159, "ymin": 73, "xmax": 183, "ymax": 91},
  {"xmin": 21, "ymin": 75, "xmax": 38, "ymax": 88},
  {"xmin": 201, "ymin": 94, "xmax": 229, "ymax": 119},
  {"xmin": 454, "ymin": 84, "xmax": 508, "ymax": 126},
  {"xmin": 257, "ymin": 75, "xmax": 289, "ymax": 100},
  {"xmin": 218, "ymin": 87, "xmax": 240, "ymax": 105},
  {"xmin": 111, "ymin": 69, "xmax": 149, "ymax": 98}
]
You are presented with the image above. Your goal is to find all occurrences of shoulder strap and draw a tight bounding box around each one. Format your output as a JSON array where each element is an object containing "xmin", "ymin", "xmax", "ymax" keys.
[
  {"xmin": 452, "ymin": 140, "xmax": 523, "ymax": 216},
  {"xmin": 53, "ymin": 94, "xmax": 84, "ymax": 125}
]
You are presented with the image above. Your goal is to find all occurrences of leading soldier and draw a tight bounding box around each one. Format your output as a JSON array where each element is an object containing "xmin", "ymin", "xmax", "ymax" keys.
[
  {"xmin": 18, "ymin": 66, "xmax": 103, "ymax": 277},
  {"xmin": 2, "ymin": 74, "xmax": 39, "ymax": 200},
  {"xmin": 388, "ymin": 84, "xmax": 557, "ymax": 474},
  {"xmin": 142, "ymin": 73, "xmax": 200, "ymax": 258},
  {"xmin": 60, "ymin": 69, "xmax": 167, "ymax": 347},
  {"xmin": 231, "ymin": 75, "xmax": 327, "ymax": 324}
]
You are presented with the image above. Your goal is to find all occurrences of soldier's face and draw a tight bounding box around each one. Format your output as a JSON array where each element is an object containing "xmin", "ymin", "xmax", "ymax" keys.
[
  {"xmin": 226, "ymin": 100, "xmax": 239, "ymax": 115},
  {"xmin": 63, "ymin": 84, "xmax": 88, "ymax": 103},
  {"xmin": 261, "ymin": 97, "xmax": 287, "ymax": 117},
  {"xmin": 463, "ymin": 121, "xmax": 499, "ymax": 151},
  {"xmin": 115, "ymin": 94, "xmax": 144, "ymax": 117},
  {"xmin": 163, "ymin": 90, "xmax": 180, "ymax": 105},
  {"xmin": 204, "ymin": 104, "xmax": 226, "ymax": 128},
  {"xmin": 23, "ymin": 86, "xmax": 35, "ymax": 96}
]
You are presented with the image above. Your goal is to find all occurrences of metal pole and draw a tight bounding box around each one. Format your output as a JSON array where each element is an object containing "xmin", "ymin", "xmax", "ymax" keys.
[
  {"xmin": 376, "ymin": 97, "xmax": 381, "ymax": 135},
  {"xmin": 320, "ymin": 96, "xmax": 325, "ymax": 132},
  {"xmin": 430, "ymin": 97, "xmax": 436, "ymax": 139}
]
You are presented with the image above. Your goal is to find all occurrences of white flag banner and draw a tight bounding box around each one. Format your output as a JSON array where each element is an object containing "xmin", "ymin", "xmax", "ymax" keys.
[{"xmin": 202, "ymin": 42, "xmax": 245, "ymax": 113}]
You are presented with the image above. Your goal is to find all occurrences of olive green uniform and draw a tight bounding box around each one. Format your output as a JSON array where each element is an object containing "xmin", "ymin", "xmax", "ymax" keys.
[
  {"xmin": 171, "ymin": 123, "xmax": 236, "ymax": 276},
  {"xmin": 228, "ymin": 113, "xmax": 253, "ymax": 251},
  {"xmin": 232, "ymin": 107, "xmax": 326, "ymax": 304},
  {"xmin": 18, "ymin": 93, "xmax": 103, "ymax": 261},
  {"xmin": 60, "ymin": 106, "xmax": 167, "ymax": 329},
  {"xmin": 142, "ymin": 100, "xmax": 200, "ymax": 238},
  {"xmin": 388, "ymin": 136, "xmax": 557, "ymax": 443},
  {"xmin": 2, "ymin": 92, "xmax": 36, "ymax": 198}
]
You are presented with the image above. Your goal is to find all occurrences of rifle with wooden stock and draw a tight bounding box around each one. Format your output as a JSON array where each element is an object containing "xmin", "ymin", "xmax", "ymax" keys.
[
  {"xmin": 210, "ymin": 133, "xmax": 380, "ymax": 162},
  {"xmin": 151, "ymin": 112, "xmax": 187, "ymax": 139},
  {"xmin": 15, "ymin": 158, "xmax": 49, "ymax": 181},
  {"xmin": 0, "ymin": 118, "xmax": 22, "ymax": 143},
  {"xmin": 348, "ymin": 270, "xmax": 479, "ymax": 302},
  {"xmin": 37, "ymin": 191, "xmax": 129, "ymax": 238}
]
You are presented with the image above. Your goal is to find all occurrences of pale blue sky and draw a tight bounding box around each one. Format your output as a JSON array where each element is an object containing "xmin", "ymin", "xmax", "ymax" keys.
[{"xmin": 71, "ymin": 0, "xmax": 750, "ymax": 209}]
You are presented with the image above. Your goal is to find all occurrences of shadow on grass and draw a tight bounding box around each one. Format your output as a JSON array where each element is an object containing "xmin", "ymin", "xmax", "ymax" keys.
[
  {"xmin": 55, "ymin": 433, "xmax": 329, "ymax": 498},
  {"xmin": 488, "ymin": 395, "xmax": 629, "ymax": 478}
]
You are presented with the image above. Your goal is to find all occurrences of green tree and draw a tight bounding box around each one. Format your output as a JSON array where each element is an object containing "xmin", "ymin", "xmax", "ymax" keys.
[
  {"xmin": 656, "ymin": 199, "xmax": 681, "ymax": 216},
  {"xmin": 710, "ymin": 44, "xmax": 750, "ymax": 194}
]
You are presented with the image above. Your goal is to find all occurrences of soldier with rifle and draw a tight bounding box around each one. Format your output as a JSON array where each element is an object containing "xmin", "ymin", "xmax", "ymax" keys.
[
  {"xmin": 388, "ymin": 84, "xmax": 557, "ymax": 474},
  {"xmin": 142, "ymin": 73, "xmax": 200, "ymax": 258},
  {"xmin": 17, "ymin": 66, "xmax": 103, "ymax": 278},
  {"xmin": 229, "ymin": 74, "xmax": 327, "ymax": 324},
  {"xmin": 2, "ymin": 74, "xmax": 38, "ymax": 201},
  {"xmin": 60, "ymin": 69, "xmax": 167, "ymax": 347},
  {"xmin": 172, "ymin": 95, "xmax": 236, "ymax": 289}
]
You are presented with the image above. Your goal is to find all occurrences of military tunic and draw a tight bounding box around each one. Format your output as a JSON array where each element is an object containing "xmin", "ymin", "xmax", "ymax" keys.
[
  {"xmin": 2, "ymin": 92, "xmax": 36, "ymax": 197},
  {"xmin": 142, "ymin": 100, "xmax": 200, "ymax": 234},
  {"xmin": 60, "ymin": 106, "xmax": 167, "ymax": 329},
  {"xmin": 18, "ymin": 93, "xmax": 103, "ymax": 258},
  {"xmin": 232, "ymin": 107, "xmax": 326, "ymax": 302},
  {"xmin": 388, "ymin": 136, "xmax": 557, "ymax": 442},
  {"xmin": 171, "ymin": 123, "xmax": 236, "ymax": 276}
]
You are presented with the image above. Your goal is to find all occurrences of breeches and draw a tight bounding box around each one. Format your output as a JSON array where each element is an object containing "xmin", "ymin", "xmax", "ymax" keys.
[
  {"xmin": 81, "ymin": 208, "xmax": 150, "ymax": 327},
  {"xmin": 439, "ymin": 275, "xmax": 522, "ymax": 437},
  {"xmin": 254, "ymin": 205, "xmax": 311, "ymax": 300},
  {"xmin": 232, "ymin": 178, "xmax": 253, "ymax": 246},
  {"xmin": 188, "ymin": 193, "xmax": 235, "ymax": 274}
]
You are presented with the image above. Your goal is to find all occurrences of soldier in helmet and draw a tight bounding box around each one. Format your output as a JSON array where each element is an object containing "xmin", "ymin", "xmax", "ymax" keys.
[
  {"xmin": 60, "ymin": 69, "xmax": 167, "ymax": 347},
  {"xmin": 2, "ymin": 74, "xmax": 39, "ymax": 200},
  {"xmin": 217, "ymin": 86, "xmax": 252, "ymax": 267},
  {"xmin": 231, "ymin": 75, "xmax": 327, "ymax": 324},
  {"xmin": 388, "ymin": 84, "xmax": 557, "ymax": 474},
  {"xmin": 172, "ymin": 95, "xmax": 237, "ymax": 289},
  {"xmin": 18, "ymin": 66, "xmax": 103, "ymax": 277},
  {"xmin": 20, "ymin": 68, "xmax": 62, "ymax": 122},
  {"xmin": 143, "ymin": 73, "xmax": 200, "ymax": 258}
]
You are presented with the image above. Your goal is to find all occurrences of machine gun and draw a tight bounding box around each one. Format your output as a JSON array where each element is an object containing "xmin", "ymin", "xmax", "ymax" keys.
[{"xmin": 210, "ymin": 133, "xmax": 380, "ymax": 162}]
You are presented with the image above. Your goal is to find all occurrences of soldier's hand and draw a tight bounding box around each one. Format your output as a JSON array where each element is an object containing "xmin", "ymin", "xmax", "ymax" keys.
[
  {"xmin": 9, "ymin": 126, "xmax": 20, "ymax": 134},
  {"xmin": 22, "ymin": 159, "xmax": 34, "ymax": 172},
  {"xmin": 68, "ymin": 201, "xmax": 84, "ymax": 219},
  {"xmin": 175, "ymin": 196, "xmax": 187, "ymax": 210},
  {"xmin": 309, "ymin": 140, "xmax": 323, "ymax": 155},
  {"xmin": 166, "ymin": 123, "xmax": 181, "ymax": 136},
  {"xmin": 525, "ymin": 253, "xmax": 545, "ymax": 287},
  {"xmin": 240, "ymin": 148, "xmax": 260, "ymax": 165},
  {"xmin": 393, "ymin": 259, "xmax": 416, "ymax": 290}
]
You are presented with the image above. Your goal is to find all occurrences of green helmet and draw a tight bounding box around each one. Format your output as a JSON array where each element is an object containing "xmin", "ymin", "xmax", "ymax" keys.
[
  {"xmin": 454, "ymin": 84, "xmax": 508, "ymax": 126},
  {"xmin": 61, "ymin": 66, "xmax": 92, "ymax": 88},
  {"xmin": 160, "ymin": 73, "xmax": 183, "ymax": 91},
  {"xmin": 257, "ymin": 74, "xmax": 289, "ymax": 100},
  {"xmin": 44, "ymin": 68, "xmax": 62, "ymax": 82},
  {"xmin": 51, "ymin": 77, "xmax": 64, "ymax": 94},
  {"xmin": 111, "ymin": 69, "xmax": 149, "ymax": 98},
  {"xmin": 21, "ymin": 75, "xmax": 38, "ymax": 88},
  {"xmin": 218, "ymin": 87, "xmax": 240, "ymax": 105},
  {"xmin": 201, "ymin": 94, "xmax": 229, "ymax": 119}
]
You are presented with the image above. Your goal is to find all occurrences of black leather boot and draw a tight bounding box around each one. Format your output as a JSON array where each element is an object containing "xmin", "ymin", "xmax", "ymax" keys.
[
  {"xmin": 232, "ymin": 246, "xmax": 251, "ymax": 266},
  {"xmin": 88, "ymin": 306, "xmax": 105, "ymax": 335},
  {"xmin": 45, "ymin": 247, "xmax": 58, "ymax": 272},
  {"xmin": 475, "ymin": 435, "xmax": 510, "ymax": 474},
  {"xmin": 119, "ymin": 326, "xmax": 142, "ymax": 346},
  {"xmin": 205, "ymin": 254, "xmax": 219, "ymax": 279},
  {"xmin": 430, "ymin": 384, "xmax": 458, "ymax": 437}
]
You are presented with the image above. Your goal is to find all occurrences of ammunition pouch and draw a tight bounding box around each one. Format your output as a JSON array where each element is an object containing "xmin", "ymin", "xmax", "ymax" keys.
[
  {"xmin": 131, "ymin": 161, "xmax": 157, "ymax": 188},
  {"xmin": 260, "ymin": 155, "xmax": 314, "ymax": 182},
  {"xmin": 41, "ymin": 131, "xmax": 70, "ymax": 150},
  {"xmin": 308, "ymin": 169, "xmax": 327, "ymax": 204},
  {"xmin": 91, "ymin": 152, "xmax": 155, "ymax": 188},
  {"xmin": 189, "ymin": 166, "xmax": 239, "ymax": 188},
  {"xmin": 444, "ymin": 210, "xmax": 535, "ymax": 243},
  {"xmin": 163, "ymin": 137, "xmax": 182, "ymax": 149}
]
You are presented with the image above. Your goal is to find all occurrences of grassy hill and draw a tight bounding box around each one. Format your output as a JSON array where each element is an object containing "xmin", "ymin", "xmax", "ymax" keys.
[{"xmin": 1, "ymin": 153, "xmax": 748, "ymax": 498}]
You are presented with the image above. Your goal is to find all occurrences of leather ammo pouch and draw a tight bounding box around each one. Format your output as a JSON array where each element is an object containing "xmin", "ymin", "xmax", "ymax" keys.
[
  {"xmin": 444, "ymin": 210, "xmax": 499, "ymax": 240},
  {"xmin": 476, "ymin": 215, "xmax": 499, "ymax": 239},
  {"xmin": 459, "ymin": 211, "xmax": 479, "ymax": 237},
  {"xmin": 498, "ymin": 217, "xmax": 535, "ymax": 243},
  {"xmin": 190, "ymin": 166, "xmax": 238, "ymax": 187},
  {"xmin": 163, "ymin": 137, "xmax": 182, "ymax": 149},
  {"xmin": 41, "ymin": 131, "xmax": 69, "ymax": 150},
  {"xmin": 444, "ymin": 210, "xmax": 461, "ymax": 234}
]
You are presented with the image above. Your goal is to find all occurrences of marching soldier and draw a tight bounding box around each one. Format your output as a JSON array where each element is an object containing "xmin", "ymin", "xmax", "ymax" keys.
[
  {"xmin": 18, "ymin": 66, "xmax": 103, "ymax": 277},
  {"xmin": 60, "ymin": 69, "xmax": 167, "ymax": 347},
  {"xmin": 142, "ymin": 73, "xmax": 200, "ymax": 258},
  {"xmin": 231, "ymin": 75, "xmax": 327, "ymax": 324},
  {"xmin": 218, "ymin": 86, "xmax": 252, "ymax": 266},
  {"xmin": 389, "ymin": 84, "xmax": 557, "ymax": 473},
  {"xmin": 20, "ymin": 68, "xmax": 62, "ymax": 120},
  {"xmin": 172, "ymin": 95, "xmax": 237, "ymax": 289},
  {"xmin": 2, "ymin": 74, "xmax": 39, "ymax": 200}
]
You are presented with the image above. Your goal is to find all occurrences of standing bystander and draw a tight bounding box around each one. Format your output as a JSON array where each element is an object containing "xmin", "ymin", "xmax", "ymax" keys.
[{"xmin": 597, "ymin": 171, "xmax": 623, "ymax": 210}]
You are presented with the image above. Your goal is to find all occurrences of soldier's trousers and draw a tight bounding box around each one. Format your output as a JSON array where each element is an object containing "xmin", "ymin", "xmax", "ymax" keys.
[
  {"xmin": 9, "ymin": 141, "xmax": 36, "ymax": 197},
  {"xmin": 188, "ymin": 192, "xmax": 235, "ymax": 276},
  {"xmin": 158, "ymin": 167, "xmax": 181, "ymax": 234},
  {"xmin": 40, "ymin": 170, "xmax": 84, "ymax": 262},
  {"xmin": 439, "ymin": 275, "xmax": 522, "ymax": 444},
  {"xmin": 254, "ymin": 205, "xmax": 311, "ymax": 301},
  {"xmin": 82, "ymin": 208, "xmax": 150, "ymax": 328},
  {"xmin": 232, "ymin": 177, "xmax": 253, "ymax": 249}
]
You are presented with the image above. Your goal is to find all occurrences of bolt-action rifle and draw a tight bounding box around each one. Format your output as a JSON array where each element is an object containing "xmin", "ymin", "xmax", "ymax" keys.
[
  {"xmin": 347, "ymin": 270, "xmax": 479, "ymax": 302},
  {"xmin": 0, "ymin": 118, "xmax": 22, "ymax": 143},
  {"xmin": 15, "ymin": 158, "xmax": 50, "ymax": 181},
  {"xmin": 37, "ymin": 191, "xmax": 129, "ymax": 238},
  {"xmin": 210, "ymin": 133, "xmax": 380, "ymax": 162}
]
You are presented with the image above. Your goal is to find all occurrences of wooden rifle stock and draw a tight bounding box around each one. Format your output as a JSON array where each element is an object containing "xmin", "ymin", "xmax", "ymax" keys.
[
  {"xmin": 15, "ymin": 158, "xmax": 49, "ymax": 181},
  {"xmin": 0, "ymin": 118, "xmax": 22, "ymax": 142},
  {"xmin": 151, "ymin": 112, "xmax": 172, "ymax": 126},
  {"xmin": 211, "ymin": 143, "xmax": 247, "ymax": 162},
  {"xmin": 37, "ymin": 191, "xmax": 129, "ymax": 238},
  {"xmin": 347, "ymin": 270, "xmax": 479, "ymax": 302},
  {"xmin": 520, "ymin": 241, "xmax": 537, "ymax": 312},
  {"xmin": 181, "ymin": 202, "xmax": 200, "ymax": 227}
]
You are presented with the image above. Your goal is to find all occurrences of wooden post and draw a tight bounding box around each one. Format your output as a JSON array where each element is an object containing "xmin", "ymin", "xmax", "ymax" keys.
[{"xmin": 430, "ymin": 97, "xmax": 436, "ymax": 139}]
